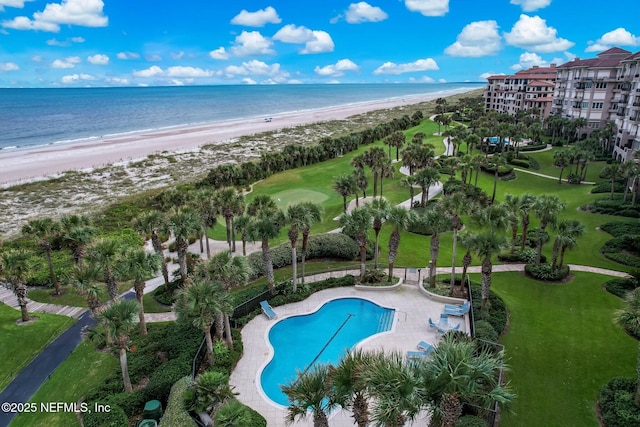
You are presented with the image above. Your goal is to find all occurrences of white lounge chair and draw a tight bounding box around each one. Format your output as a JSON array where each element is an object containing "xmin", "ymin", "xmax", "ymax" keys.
[{"xmin": 260, "ymin": 300, "xmax": 277, "ymax": 320}]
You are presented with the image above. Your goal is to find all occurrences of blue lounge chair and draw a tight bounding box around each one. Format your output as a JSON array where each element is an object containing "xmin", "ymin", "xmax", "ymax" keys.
[
  {"xmin": 417, "ymin": 341, "xmax": 435, "ymax": 353},
  {"xmin": 260, "ymin": 300, "xmax": 277, "ymax": 320},
  {"xmin": 407, "ymin": 350, "xmax": 431, "ymax": 359},
  {"xmin": 428, "ymin": 318, "xmax": 447, "ymax": 334},
  {"xmin": 444, "ymin": 301, "xmax": 470, "ymax": 316}
]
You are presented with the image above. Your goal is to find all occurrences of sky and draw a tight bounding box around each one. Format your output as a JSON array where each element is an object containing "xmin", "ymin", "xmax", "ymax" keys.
[{"xmin": 0, "ymin": 0, "xmax": 639, "ymax": 88}]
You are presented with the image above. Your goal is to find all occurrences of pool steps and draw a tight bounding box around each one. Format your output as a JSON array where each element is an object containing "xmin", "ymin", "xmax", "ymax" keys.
[{"xmin": 376, "ymin": 310, "xmax": 395, "ymax": 333}]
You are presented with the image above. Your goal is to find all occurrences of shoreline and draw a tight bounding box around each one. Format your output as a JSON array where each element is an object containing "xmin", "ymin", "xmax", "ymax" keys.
[{"xmin": 1, "ymin": 87, "xmax": 477, "ymax": 186}]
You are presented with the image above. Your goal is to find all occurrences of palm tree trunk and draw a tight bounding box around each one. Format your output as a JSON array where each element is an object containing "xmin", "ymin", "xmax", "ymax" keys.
[
  {"xmin": 521, "ymin": 216, "xmax": 530, "ymax": 250},
  {"xmin": 301, "ymin": 230, "xmax": 310, "ymax": 284},
  {"xmin": 559, "ymin": 244, "xmax": 568, "ymax": 268},
  {"xmin": 152, "ymin": 233, "xmax": 169, "ymax": 286},
  {"xmin": 388, "ymin": 230, "xmax": 400, "ymax": 280},
  {"xmin": 225, "ymin": 216, "xmax": 232, "ymax": 250},
  {"xmin": 204, "ymin": 328, "xmax": 215, "ymax": 366},
  {"xmin": 343, "ymin": 196, "xmax": 348, "ymax": 213},
  {"xmin": 373, "ymin": 173, "xmax": 379, "ymax": 198},
  {"xmin": 214, "ymin": 313, "xmax": 224, "ymax": 340},
  {"xmin": 135, "ymin": 284, "xmax": 147, "ymax": 335},
  {"xmin": 421, "ymin": 187, "xmax": 427, "ymax": 208},
  {"xmin": 263, "ymin": 239, "xmax": 275, "ymax": 290},
  {"xmin": 313, "ymin": 410, "xmax": 330, "ymax": 427},
  {"xmin": 224, "ymin": 314, "xmax": 233, "ymax": 350},
  {"xmin": 291, "ymin": 243, "xmax": 298, "ymax": 293},
  {"xmin": 551, "ymin": 239, "xmax": 560, "ymax": 270},
  {"xmin": 176, "ymin": 239, "xmax": 188, "ymax": 282},
  {"xmin": 374, "ymin": 231, "xmax": 380, "ymax": 269},
  {"xmin": 450, "ymin": 228, "xmax": 458, "ymax": 289},
  {"xmin": 491, "ymin": 169, "xmax": 499, "ymax": 204},
  {"xmin": 204, "ymin": 224, "xmax": 211, "ymax": 259},
  {"xmin": 120, "ymin": 348, "xmax": 133, "ymax": 392},
  {"xmin": 105, "ymin": 268, "xmax": 118, "ymax": 300},
  {"xmin": 461, "ymin": 251, "xmax": 471, "ymax": 288},
  {"xmin": 15, "ymin": 284, "xmax": 30, "ymax": 322},
  {"xmin": 481, "ymin": 258, "xmax": 492, "ymax": 310},
  {"xmin": 430, "ymin": 234, "xmax": 439, "ymax": 288},
  {"xmin": 231, "ymin": 217, "xmax": 237, "ymax": 253},
  {"xmin": 45, "ymin": 249, "xmax": 60, "ymax": 295},
  {"xmin": 199, "ymin": 232, "xmax": 204, "ymax": 253},
  {"xmin": 359, "ymin": 243, "xmax": 367, "ymax": 279},
  {"xmin": 558, "ymin": 166, "xmax": 564, "ymax": 184}
]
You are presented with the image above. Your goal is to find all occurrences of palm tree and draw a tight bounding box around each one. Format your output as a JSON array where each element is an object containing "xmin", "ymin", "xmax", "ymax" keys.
[
  {"xmin": 602, "ymin": 163, "xmax": 622, "ymax": 200},
  {"xmin": 365, "ymin": 146, "xmax": 387, "ymax": 198},
  {"xmin": 71, "ymin": 264, "xmax": 102, "ymax": 316},
  {"xmin": 553, "ymin": 219, "xmax": 586, "ymax": 270},
  {"xmin": 282, "ymin": 364, "xmax": 335, "ymax": 427},
  {"xmin": 216, "ymin": 188, "xmax": 245, "ymax": 252},
  {"xmin": 487, "ymin": 154, "xmax": 507, "ymax": 204},
  {"xmin": 553, "ymin": 150, "xmax": 570, "ymax": 184},
  {"xmin": 285, "ymin": 202, "xmax": 323, "ymax": 290},
  {"xmin": 247, "ymin": 196, "xmax": 285, "ymax": 290},
  {"xmin": 87, "ymin": 238, "xmax": 121, "ymax": 300},
  {"xmin": 440, "ymin": 193, "xmax": 466, "ymax": 289},
  {"xmin": 361, "ymin": 351, "xmax": 423, "ymax": 427},
  {"xmin": 198, "ymin": 250, "xmax": 250, "ymax": 349},
  {"xmin": 132, "ymin": 210, "xmax": 170, "ymax": 286},
  {"xmin": 470, "ymin": 230, "xmax": 507, "ymax": 309},
  {"xmin": 518, "ymin": 194, "xmax": 537, "ymax": 250},
  {"xmin": 100, "ymin": 299, "xmax": 139, "ymax": 392},
  {"xmin": 421, "ymin": 334, "xmax": 514, "ymax": 427},
  {"xmin": 22, "ymin": 218, "xmax": 61, "ymax": 295},
  {"xmin": 175, "ymin": 279, "xmax": 227, "ymax": 365},
  {"xmin": 458, "ymin": 233, "xmax": 474, "ymax": 289},
  {"xmin": 233, "ymin": 214, "xmax": 252, "ymax": 256},
  {"xmin": 614, "ymin": 288, "xmax": 640, "ymax": 405},
  {"xmin": 387, "ymin": 206, "xmax": 414, "ymax": 280},
  {"xmin": 299, "ymin": 202, "xmax": 324, "ymax": 284},
  {"xmin": 532, "ymin": 195, "xmax": 566, "ymax": 264},
  {"xmin": 167, "ymin": 208, "xmax": 201, "ymax": 282},
  {"xmin": 365, "ymin": 198, "xmax": 391, "ymax": 269},
  {"xmin": 379, "ymin": 158, "xmax": 395, "ymax": 198},
  {"xmin": 0, "ymin": 249, "xmax": 33, "ymax": 322},
  {"xmin": 330, "ymin": 349, "xmax": 371, "ymax": 427},
  {"xmin": 117, "ymin": 247, "xmax": 160, "ymax": 335},
  {"xmin": 192, "ymin": 188, "xmax": 219, "ymax": 259},
  {"xmin": 414, "ymin": 166, "xmax": 441, "ymax": 208},
  {"xmin": 503, "ymin": 194, "xmax": 523, "ymax": 253},
  {"xmin": 333, "ymin": 173, "xmax": 357, "ymax": 213},
  {"xmin": 340, "ymin": 207, "xmax": 373, "ymax": 278},
  {"xmin": 400, "ymin": 175, "xmax": 418, "ymax": 208},
  {"xmin": 61, "ymin": 214, "xmax": 96, "ymax": 267},
  {"xmin": 420, "ymin": 209, "xmax": 450, "ymax": 288}
]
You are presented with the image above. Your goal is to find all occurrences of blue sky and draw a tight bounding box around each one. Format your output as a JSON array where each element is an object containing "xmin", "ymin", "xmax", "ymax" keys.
[{"xmin": 0, "ymin": 0, "xmax": 639, "ymax": 87}]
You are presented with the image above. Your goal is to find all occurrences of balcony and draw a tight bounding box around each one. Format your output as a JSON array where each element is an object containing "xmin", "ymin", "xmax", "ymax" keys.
[
  {"xmin": 617, "ymin": 108, "xmax": 626, "ymax": 116},
  {"xmin": 621, "ymin": 83, "xmax": 632, "ymax": 91},
  {"xmin": 634, "ymin": 100, "xmax": 640, "ymax": 107}
]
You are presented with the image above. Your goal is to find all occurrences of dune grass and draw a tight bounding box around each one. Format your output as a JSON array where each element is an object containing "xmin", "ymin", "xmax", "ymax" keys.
[
  {"xmin": 0, "ymin": 304, "xmax": 74, "ymax": 392},
  {"xmin": 8, "ymin": 339, "xmax": 117, "ymax": 427},
  {"xmin": 488, "ymin": 271, "xmax": 636, "ymax": 427}
]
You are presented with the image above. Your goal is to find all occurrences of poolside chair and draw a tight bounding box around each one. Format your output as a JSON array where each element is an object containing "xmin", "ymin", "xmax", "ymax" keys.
[
  {"xmin": 260, "ymin": 300, "xmax": 278, "ymax": 320},
  {"xmin": 407, "ymin": 350, "xmax": 431, "ymax": 359},
  {"xmin": 428, "ymin": 318, "xmax": 447, "ymax": 335},
  {"xmin": 444, "ymin": 301, "xmax": 470, "ymax": 316},
  {"xmin": 417, "ymin": 341, "xmax": 435, "ymax": 353}
]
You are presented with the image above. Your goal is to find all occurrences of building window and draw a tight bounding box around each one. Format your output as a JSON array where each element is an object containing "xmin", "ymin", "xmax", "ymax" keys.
[
  {"xmin": 588, "ymin": 121, "xmax": 599, "ymax": 129},
  {"xmin": 592, "ymin": 102, "xmax": 603, "ymax": 109},
  {"xmin": 595, "ymin": 82, "xmax": 607, "ymax": 89},
  {"xmin": 582, "ymin": 102, "xmax": 589, "ymax": 109},
  {"xmin": 585, "ymin": 82, "xmax": 593, "ymax": 88}
]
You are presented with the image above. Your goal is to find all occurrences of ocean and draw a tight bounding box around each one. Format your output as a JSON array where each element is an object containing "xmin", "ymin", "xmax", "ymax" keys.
[{"xmin": 0, "ymin": 83, "xmax": 482, "ymax": 152}]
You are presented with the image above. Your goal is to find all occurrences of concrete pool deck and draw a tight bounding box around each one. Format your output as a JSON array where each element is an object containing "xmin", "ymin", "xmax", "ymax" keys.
[{"xmin": 229, "ymin": 283, "xmax": 470, "ymax": 426}]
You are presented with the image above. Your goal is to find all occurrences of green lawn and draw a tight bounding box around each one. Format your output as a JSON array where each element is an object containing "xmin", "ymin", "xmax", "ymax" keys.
[
  {"xmin": 9, "ymin": 339, "xmax": 118, "ymax": 427},
  {"xmin": 488, "ymin": 271, "xmax": 636, "ymax": 427},
  {"xmin": 0, "ymin": 304, "xmax": 74, "ymax": 392}
]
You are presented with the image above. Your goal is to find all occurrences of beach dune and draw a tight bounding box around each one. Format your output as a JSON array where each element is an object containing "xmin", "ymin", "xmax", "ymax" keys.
[{"xmin": 0, "ymin": 90, "xmax": 471, "ymax": 186}]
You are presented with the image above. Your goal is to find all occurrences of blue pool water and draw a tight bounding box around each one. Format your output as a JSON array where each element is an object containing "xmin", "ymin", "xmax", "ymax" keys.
[
  {"xmin": 488, "ymin": 136, "xmax": 511, "ymax": 145},
  {"xmin": 259, "ymin": 297, "xmax": 395, "ymax": 406}
]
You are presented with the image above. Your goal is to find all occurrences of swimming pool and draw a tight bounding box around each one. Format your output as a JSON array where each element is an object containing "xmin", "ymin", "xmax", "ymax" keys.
[
  {"xmin": 259, "ymin": 297, "xmax": 395, "ymax": 406},
  {"xmin": 487, "ymin": 136, "xmax": 511, "ymax": 145}
]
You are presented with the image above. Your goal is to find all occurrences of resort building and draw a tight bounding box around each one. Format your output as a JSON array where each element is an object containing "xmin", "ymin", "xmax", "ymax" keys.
[
  {"xmin": 552, "ymin": 47, "xmax": 640, "ymax": 162},
  {"xmin": 483, "ymin": 65, "xmax": 557, "ymax": 118}
]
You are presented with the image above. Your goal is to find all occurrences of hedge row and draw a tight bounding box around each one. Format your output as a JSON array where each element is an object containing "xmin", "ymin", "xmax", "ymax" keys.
[
  {"xmin": 246, "ymin": 233, "xmax": 360, "ymax": 280},
  {"xmin": 604, "ymin": 278, "xmax": 640, "ymax": 299},
  {"xmin": 159, "ymin": 377, "xmax": 198, "ymax": 427},
  {"xmin": 600, "ymin": 221, "xmax": 640, "ymax": 237},
  {"xmin": 583, "ymin": 199, "xmax": 640, "ymax": 218},
  {"xmin": 524, "ymin": 263, "xmax": 571, "ymax": 281},
  {"xmin": 601, "ymin": 235, "xmax": 640, "ymax": 267},
  {"xmin": 590, "ymin": 181, "xmax": 626, "ymax": 194},
  {"xmin": 469, "ymin": 282, "xmax": 507, "ymax": 337}
]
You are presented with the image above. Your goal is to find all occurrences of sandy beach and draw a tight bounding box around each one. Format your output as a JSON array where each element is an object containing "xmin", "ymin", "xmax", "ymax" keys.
[{"xmin": 0, "ymin": 89, "xmax": 472, "ymax": 186}]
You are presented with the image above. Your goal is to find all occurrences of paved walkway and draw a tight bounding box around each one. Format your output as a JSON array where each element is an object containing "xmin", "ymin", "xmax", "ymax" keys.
[
  {"xmin": 513, "ymin": 167, "xmax": 596, "ymax": 185},
  {"xmin": 0, "ymin": 286, "xmax": 87, "ymax": 319}
]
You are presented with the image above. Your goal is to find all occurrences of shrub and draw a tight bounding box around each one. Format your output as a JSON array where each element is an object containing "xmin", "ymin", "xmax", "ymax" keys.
[
  {"xmin": 104, "ymin": 389, "xmax": 147, "ymax": 417},
  {"xmin": 456, "ymin": 415, "xmax": 489, "ymax": 427},
  {"xmin": 600, "ymin": 222, "xmax": 640, "ymax": 237},
  {"xmin": 583, "ymin": 198, "xmax": 640, "ymax": 218},
  {"xmin": 497, "ymin": 248, "xmax": 542, "ymax": 263},
  {"xmin": 591, "ymin": 181, "xmax": 626, "ymax": 194},
  {"xmin": 145, "ymin": 356, "xmax": 192, "ymax": 405},
  {"xmin": 567, "ymin": 173, "xmax": 582, "ymax": 184},
  {"xmin": 524, "ymin": 263, "xmax": 571, "ymax": 281},
  {"xmin": 159, "ymin": 377, "xmax": 198, "ymax": 427},
  {"xmin": 598, "ymin": 377, "xmax": 640, "ymax": 427},
  {"xmin": 214, "ymin": 399, "xmax": 267, "ymax": 427},
  {"xmin": 469, "ymin": 283, "xmax": 508, "ymax": 335},
  {"xmin": 604, "ymin": 278, "xmax": 640, "ymax": 299},
  {"xmin": 473, "ymin": 320, "xmax": 498, "ymax": 342},
  {"xmin": 519, "ymin": 143, "xmax": 548, "ymax": 152},
  {"xmin": 83, "ymin": 402, "xmax": 128, "ymax": 427},
  {"xmin": 601, "ymin": 235, "xmax": 640, "ymax": 267},
  {"xmin": 509, "ymin": 159, "xmax": 530, "ymax": 168}
]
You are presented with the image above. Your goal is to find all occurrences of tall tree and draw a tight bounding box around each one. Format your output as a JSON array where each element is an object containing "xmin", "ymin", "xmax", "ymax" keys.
[
  {"xmin": 365, "ymin": 146, "xmax": 387, "ymax": 198},
  {"xmin": 365, "ymin": 198, "xmax": 391, "ymax": 269},
  {"xmin": 414, "ymin": 166, "xmax": 441, "ymax": 208},
  {"xmin": 61, "ymin": 214, "xmax": 96, "ymax": 267},
  {"xmin": 386, "ymin": 206, "xmax": 414, "ymax": 280},
  {"xmin": 553, "ymin": 150, "xmax": 570, "ymax": 185},
  {"xmin": 117, "ymin": 247, "xmax": 160, "ymax": 335},
  {"xmin": 282, "ymin": 364, "xmax": 335, "ymax": 427},
  {"xmin": 503, "ymin": 194, "xmax": 523, "ymax": 253},
  {"xmin": 132, "ymin": 210, "xmax": 170, "ymax": 286},
  {"xmin": 175, "ymin": 279, "xmax": 227, "ymax": 365},
  {"xmin": 71, "ymin": 265, "xmax": 102, "ymax": 317},
  {"xmin": 192, "ymin": 188, "xmax": 219, "ymax": 259},
  {"xmin": 215, "ymin": 188, "xmax": 245, "ymax": 253},
  {"xmin": 100, "ymin": 299, "xmax": 139, "ymax": 392},
  {"xmin": 470, "ymin": 230, "xmax": 507, "ymax": 309},
  {"xmin": 22, "ymin": 218, "xmax": 61, "ymax": 295},
  {"xmin": 233, "ymin": 214, "xmax": 252, "ymax": 257},
  {"xmin": 532, "ymin": 195, "xmax": 566, "ymax": 264},
  {"xmin": 340, "ymin": 207, "xmax": 373, "ymax": 278},
  {"xmin": 167, "ymin": 208, "xmax": 201, "ymax": 283},
  {"xmin": 0, "ymin": 249, "xmax": 33, "ymax": 322},
  {"xmin": 518, "ymin": 194, "xmax": 537, "ymax": 250},
  {"xmin": 420, "ymin": 209, "xmax": 450, "ymax": 288},
  {"xmin": 552, "ymin": 219, "xmax": 585, "ymax": 270},
  {"xmin": 333, "ymin": 173, "xmax": 357, "ymax": 213},
  {"xmin": 440, "ymin": 192, "xmax": 466, "ymax": 289},
  {"xmin": 247, "ymin": 196, "xmax": 284, "ymax": 290},
  {"xmin": 299, "ymin": 202, "xmax": 324, "ymax": 284},
  {"xmin": 87, "ymin": 238, "xmax": 121, "ymax": 300},
  {"xmin": 330, "ymin": 349, "xmax": 371, "ymax": 427}
]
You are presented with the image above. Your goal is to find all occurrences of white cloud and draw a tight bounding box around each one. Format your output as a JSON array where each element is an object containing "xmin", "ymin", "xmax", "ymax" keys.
[
  {"xmin": 145, "ymin": 54, "xmax": 162, "ymax": 61},
  {"xmin": 2, "ymin": 0, "xmax": 108, "ymax": 32},
  {"xmin": 241, "ymin": 78, "xmax": 257, "ymax": 85},
  {"xmin": 132, "ymin": 65, "xmax": 164, "ymax": 78},
  {"xmin": 47, "ymin": 38, "xmax": 68, "ymax": 46},
  {"xmin": 61, "ymin": 73, "xmax": 96, "ymax": 84},
  {"xmin": 0, "ymin": 0, "xmax": 34, "ymax": 11},
  {"xmin": 314, "ymin": 59, "xmax": 359, "ymax": 77},
  {"xmin": 105, "ymin": 77, "xmax": 130, "ymax": 86},
  {"xmin": 117, "ymin": 51, "xmax": 140, "ymax": 60},
  {"xmin": 504, "ymin": 14, "xmax": 574, "ymax": 53},
  {"xmin": 0, "ymin": 62, "xmax": 19, "ymax": 71},
  {"xmin": 51, "ymin": 56, "xmax": 81, "ymax": 68},
  {"xmin": 230, "ymin": 31, "xmax": 274, "ymax": 56},
  {"xmin": 209, "ymin": 47, "xmax": 230, "ymax": 60},
  {"xmin": 31, "ymin": 55, "xmax": 42, "ymax": 62},
  {"xmin": 373, "ymin": 58, "xmax": 439, "ymax": 75},
  {"xmin": 444, "ymin": 20, "xmax": 501, "ymax": 57},
  {"xmin": 480, "ymin": 72, "xmax": 506, "ymax": 79},
  {"xmin": 510, "ymin": 52, "xmax": 548, "ymax": 70},
  {"xmin": 510, "ymin": 0, "xmax": 551, "ymax": 11},
  {"xmin": 231, "ymin": 6, "xmax": 281, "ymax": 27},
  {"xmin": 71, "ymin": 36, "xmax": 84, "ymax": 43},
  {"xmin": 87, "ymin": 54, "xmax": 109, "ymax": 65},
  {"xmin": 273, "ymin": 25, "xmax": 334, "ymax": 54},
  {"xmin": 345, "ymin": 2, "xmax": 388, "ymax": 23},
  {"xmin": 409, "ymin": 76, "xmax": 436, "ymax": 83},
  {"xmin": 404, "ymin": 0, "xmax": 449, "ymax": 17},
  {"xmin": 171, "ymin": 51, "xmax": 184, "ymax": 60},
  {"xmin": 585, "ymin": 27, "xmax": 640, "ymax": 52},
  {"xmin": 166, "ymin": 66, "xmax": 213, "ymax": 78},
  {"xmin": 221, "ymin": 60, "xmax": 289, "ymax": 82}
]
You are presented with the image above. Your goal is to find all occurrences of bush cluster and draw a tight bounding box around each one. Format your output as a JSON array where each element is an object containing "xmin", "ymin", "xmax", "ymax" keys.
[
  {"xmin": 509, "ymin": 158, "xmax": 530, "ymax": 169},
  {"xmin": 246, "ymin": 233, "xmax": 360, "ymax": 280},
  {"xmin": 600, "ymin": 221, "xmax": 640, "ymax": 237},
  {"xmin": 591, "ymin": 181, "xmax": 626, "ymax": 194},
  {"xmin": 158, "ymin": 377, "xmax": 198, "ymax": 427},
  {"xmin": 469, "ymin": 282, "xmax": 508, "ymax": 336},
  {"xmin": 604, "ymin": 277, "xmax": 640, "ymax": 299},
  {"xmin": 442, "ymin": 180, "xmax": 490, "ymax": 206},
  {"xmin": 213, "ymin": 399, "xmax": 267, "ymax": 427},
  {"xmin": 497, "ymin": 248, "xmax": 544, "ymax": 264},
  {"xmin": 598, "ymin": 377, "xmax": 640, "ymax": 427},
  {"xmin": 518, "ymin": 143, "xmax": 548, "ymax": 152},
  {"xmin": 583, "ymin": 198, "xmax": 640, "ymax": 218},
  {"xmin": 524, "ymin": 263, "xmax": 571, "ymax": 281},
  {"xmin": 473, "ymin": 320, "xmax": 499, "ymax": 342},
  {"xmin": 82, "ymin": 400, "xmax": 128, "ymax": 427},
  {"xmin": 601, "ymin": 235, "xmax": 640, "ymax": 267}
]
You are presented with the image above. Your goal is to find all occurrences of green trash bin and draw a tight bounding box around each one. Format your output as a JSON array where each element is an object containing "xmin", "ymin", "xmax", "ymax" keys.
[
  {"xmin": 142, "ymin": 400, "xmax": 163, "ymax": 422},
  {"xmin": 138, "ymin": 420, "xmax": 157, "ymax": 427}
]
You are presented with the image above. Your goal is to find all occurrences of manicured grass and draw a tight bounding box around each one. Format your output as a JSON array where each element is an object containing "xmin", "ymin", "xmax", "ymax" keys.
[
  {"xmin": 487, "ymin": 271, "xmax": 636, "ymax": 427},
  {"xmin": 143, "ymin": 291, "xmax": 172, "ymax": 313},
  {"xmin": 8, "ymin": 339, "xmax": 118, "ymax": 427},
  {"xmin": 0, "ymin": 304, "xmax": 74, "ymax": 392},
  {"xmin": 28, "ymin": 281, "xmax": 135, "ymax": 307},
  {"xmin": 524, "ymin": 147, "xmax": 608, "ymax": 183}
]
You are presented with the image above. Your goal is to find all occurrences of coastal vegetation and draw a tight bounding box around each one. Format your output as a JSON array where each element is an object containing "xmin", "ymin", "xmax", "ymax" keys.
[{"xmin": 2, "ymin": 91, "xmax": 640, "ymax": 426}]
